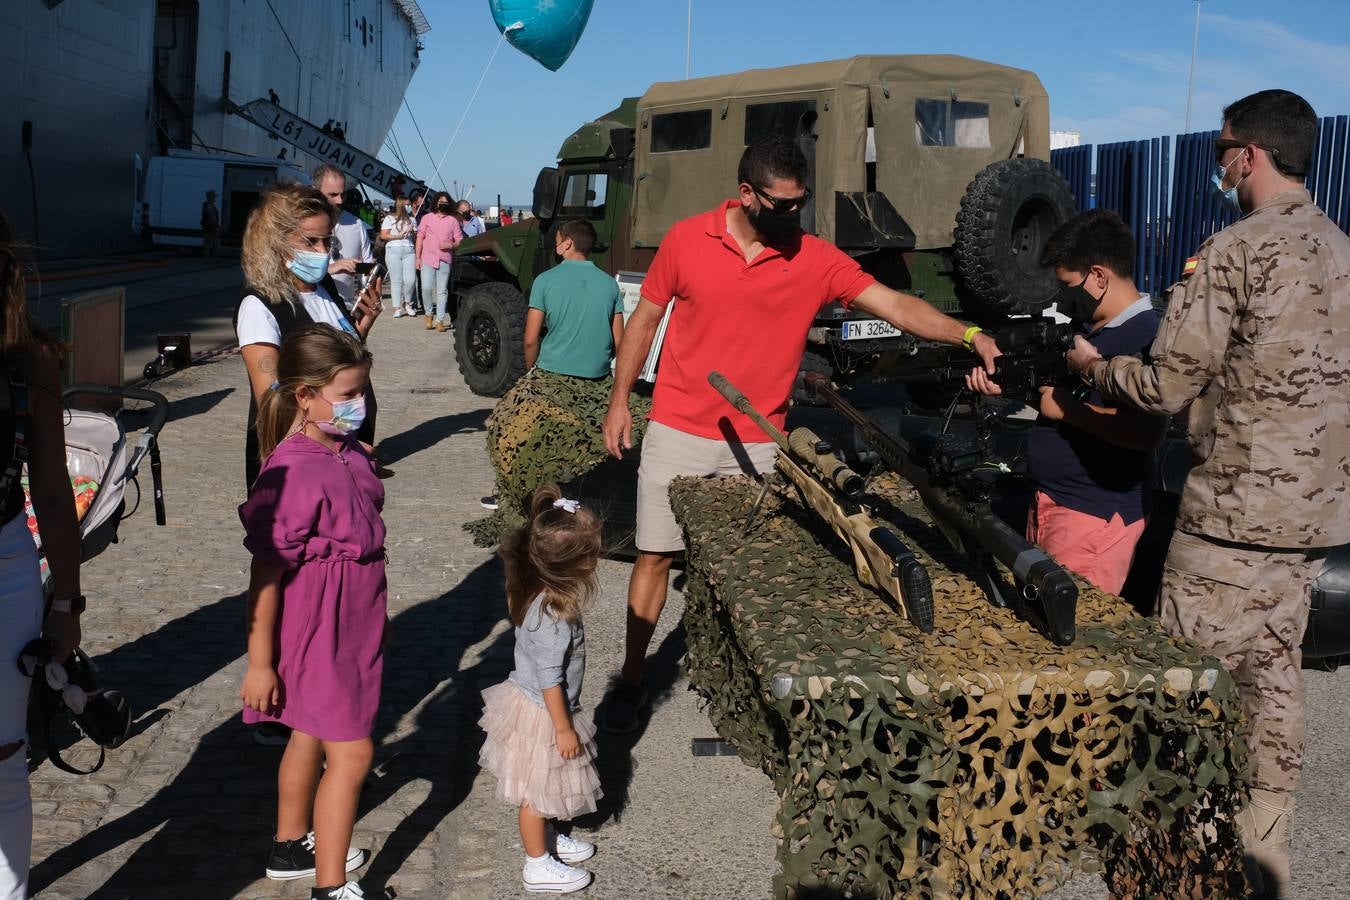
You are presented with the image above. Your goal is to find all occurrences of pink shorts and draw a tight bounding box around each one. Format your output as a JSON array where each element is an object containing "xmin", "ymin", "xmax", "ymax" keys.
[{"xmin": 1025, "ymin": 490, "xmax": 1146, "ymax": 595}]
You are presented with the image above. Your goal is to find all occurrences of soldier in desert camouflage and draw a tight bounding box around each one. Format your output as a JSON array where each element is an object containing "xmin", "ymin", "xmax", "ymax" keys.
[{"xmin": 1066, "ymin": 89, "xmax": 1350, "ymax": 897}]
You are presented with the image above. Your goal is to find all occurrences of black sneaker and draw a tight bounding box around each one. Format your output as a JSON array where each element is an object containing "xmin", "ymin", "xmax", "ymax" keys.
[
  {"xmin": 266, "ymin": 832, "xmax": 368, "ymax": 881},
  {"xmin": 479, "ymin": 495, "xmax": 500, "ymax": 510},
  {"xmin": 600, "ymin": 681, "xmax": 649, "ymax": 735}
]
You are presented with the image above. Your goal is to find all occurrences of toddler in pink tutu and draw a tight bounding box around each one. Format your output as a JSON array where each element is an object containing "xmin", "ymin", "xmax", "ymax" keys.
[
  {"xmin": 238, "ymin": 325, "xmax": 385, "ymax": 900},
  {"xmin": 479, "ymin": 484, "xmax": 604, "ymax": 894}
]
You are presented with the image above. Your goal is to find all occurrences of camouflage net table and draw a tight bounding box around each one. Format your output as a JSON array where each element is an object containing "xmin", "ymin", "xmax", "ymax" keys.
[
  {"xmin": 671, "ymin": 474, "xmax": 1251, "ymax": 899},
  {"xmin": 465, "ymin": 368, "xmax": 651, "ymax": 546}
]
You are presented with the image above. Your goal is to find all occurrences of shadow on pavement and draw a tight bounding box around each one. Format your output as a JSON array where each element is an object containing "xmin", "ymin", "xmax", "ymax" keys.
[
  {"xmin": 573, "ymin": 620, "xmax": 689, "ymax": 831},
  {"xmin": 376, "ymin": 409, "xmax": 488, "ymax": 465},
  {"xmin": 27, "ymin": 592, "xmax": 247, "ymax": 775},
  {"xmin": 30, "ymin": 557, "xmax": 508, "ymax": 899}
]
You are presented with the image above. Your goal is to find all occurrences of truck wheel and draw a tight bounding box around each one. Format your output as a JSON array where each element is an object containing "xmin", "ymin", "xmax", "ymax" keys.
[
  {"xmin": 953, "ymin": 159, "xmax": 1077, "ymax": 318},
  {"xmin": 792, "ymin": 350, "xmax": 834, "ymax": 406},
  {"xmin": 454, "ymin": 282, "xmax": 527, "ymax": 397}
]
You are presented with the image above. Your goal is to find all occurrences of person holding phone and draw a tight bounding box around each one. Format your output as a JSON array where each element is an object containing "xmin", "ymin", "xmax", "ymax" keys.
[{"xmin": 313, "ymin": 165, "xmax": 375, "ymax": 314}]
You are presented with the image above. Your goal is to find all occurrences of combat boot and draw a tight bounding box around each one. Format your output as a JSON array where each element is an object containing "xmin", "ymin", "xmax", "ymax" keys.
[{"xmin": 1238, "ymin": 787, "xmax": 1293, "ymax": 898}]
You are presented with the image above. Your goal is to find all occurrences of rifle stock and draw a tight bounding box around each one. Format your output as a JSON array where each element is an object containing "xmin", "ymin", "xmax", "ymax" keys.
[
  {"xmin": 708, "ymin": 371, "xmax": 935, "ymax": 633},
  {"xmin": 804, "ymin": 372, "xmax": 1078, "ymax": 645}
]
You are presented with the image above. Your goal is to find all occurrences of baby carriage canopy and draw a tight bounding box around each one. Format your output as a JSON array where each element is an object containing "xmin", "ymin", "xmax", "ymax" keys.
[{"xmin": 22, "ymin": 384, "xmax": 168, "ymax": 574}]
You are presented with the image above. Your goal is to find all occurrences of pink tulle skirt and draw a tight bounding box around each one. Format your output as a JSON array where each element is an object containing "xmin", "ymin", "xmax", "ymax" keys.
[{"xmin": 477, "ymin": 680, "xmax": 603, "ymax": 820}]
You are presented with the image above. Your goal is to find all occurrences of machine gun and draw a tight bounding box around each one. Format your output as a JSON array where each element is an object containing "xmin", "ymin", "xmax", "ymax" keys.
[
  {"xmin": 708, "ymin": 372, "xmax": 935, "ymax": 633},
  {"xmin": 804, "ymin": 372, "xmax": 1079, "ymax": 645},
  {"xmin": 884, "ymin": 319, "xmax": 1083, "ymax": 401}
]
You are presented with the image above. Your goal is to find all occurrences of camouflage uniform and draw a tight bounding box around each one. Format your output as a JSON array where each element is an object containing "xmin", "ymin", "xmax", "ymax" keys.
[{"xmin": 1088, "ymin": 187, "xmax": 1350, "ymax": 793}]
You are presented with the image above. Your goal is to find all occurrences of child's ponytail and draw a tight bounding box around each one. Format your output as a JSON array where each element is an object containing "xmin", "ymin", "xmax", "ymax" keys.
[
  {"xmin": 499, "ymin": 483, "xmax": 602, "ymax": 627},
  {"xmin": 254, "ymin": 324, "xmax": 373, "ymax": 463}
]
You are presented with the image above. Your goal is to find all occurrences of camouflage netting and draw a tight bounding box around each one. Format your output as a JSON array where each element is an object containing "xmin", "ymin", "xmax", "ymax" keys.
[
  {"xmin": 465, "ymin": 369, "xmax": 652, "ymax": 546},
  {"xmin": 671, "ymin": 473, "xmax": 1251, "ymax": 900}
]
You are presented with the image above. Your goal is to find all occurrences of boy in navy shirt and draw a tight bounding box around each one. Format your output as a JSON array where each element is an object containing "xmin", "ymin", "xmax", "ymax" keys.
[{"xmin": 1025, "ymin": 210, "xmax": 1167, "ymax": 593}]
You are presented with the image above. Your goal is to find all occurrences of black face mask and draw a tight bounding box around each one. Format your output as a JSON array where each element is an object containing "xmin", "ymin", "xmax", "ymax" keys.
[
  {"xmin": 747, "ymin": 202, "xmax": 801, "ymax": 246},
  {"xmin": 1055, "ymin": 273, "xmax": 1105, "ymax": 324},
  {"xmin": 437, "ymin": 204, "xmax": 450, "ymax": 213}
]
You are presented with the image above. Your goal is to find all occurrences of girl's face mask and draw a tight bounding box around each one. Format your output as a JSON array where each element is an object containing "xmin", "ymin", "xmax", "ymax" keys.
[{"xmin": 309, "ymin": 392, "xmax": 366, "ymax": 436}]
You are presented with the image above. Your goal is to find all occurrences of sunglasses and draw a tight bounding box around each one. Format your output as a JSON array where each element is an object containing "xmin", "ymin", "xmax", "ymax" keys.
[
  {"xmin": 1213, "ymin": 137, "xmax": 1287, "ymax": 169},
  {"xmin": 298, "ymin": 233, "xmax": 335, "ymax": 250},
  {"xmin": 751, "ymin": 184, "xmax": 812, "ymax": 214}
]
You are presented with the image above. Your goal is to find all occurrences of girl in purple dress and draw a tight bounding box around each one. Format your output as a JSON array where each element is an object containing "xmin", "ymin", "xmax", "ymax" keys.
[
  {"xmin": 478, "ymin": 485, "xmax": 604, "ymax": 894},
  {"xmin": 239, "ymin": 325, "xmax": 385, "ymax": 900}
]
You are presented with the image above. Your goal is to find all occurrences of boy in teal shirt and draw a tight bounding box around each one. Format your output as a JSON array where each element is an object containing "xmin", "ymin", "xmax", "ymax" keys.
[{"xmin": 525, "ymin": 220, "xmax": 624, "ymax": 377}]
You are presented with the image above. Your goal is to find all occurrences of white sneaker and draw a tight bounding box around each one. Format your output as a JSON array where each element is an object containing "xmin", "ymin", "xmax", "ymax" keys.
[
  {"xmin": 522, "ymin": 854, "xmax": 592, "ymax": 893},
  {"xmin": 393, "ymin": 308, "xmax": 405, "ymax": 318},
  {"xmin": 311, "ymin": 881, "xmax": 366, "ymax": 900},
  {"xmin": 548, "ymin": 828, "xmax": 595, "ymax": 864}
]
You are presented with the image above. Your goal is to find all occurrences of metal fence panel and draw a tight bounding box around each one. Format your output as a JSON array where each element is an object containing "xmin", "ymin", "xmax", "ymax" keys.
[
  {"xmin": 1051, "ymin": 145, "xmax": 1093, "ymax": 212},
  {"xmin": 1048, "ymin": 116, "xmax": 1350, "ymax": 297}
]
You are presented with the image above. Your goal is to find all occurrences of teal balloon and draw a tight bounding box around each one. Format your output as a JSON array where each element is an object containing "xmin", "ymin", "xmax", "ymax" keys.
[{"xmin": 489, "ymin": 0, "xmax": 595, "ymax": 72}]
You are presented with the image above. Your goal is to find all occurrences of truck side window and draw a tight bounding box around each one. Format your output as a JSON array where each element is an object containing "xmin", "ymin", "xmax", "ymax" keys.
[
  {"xmin": 914, "ymin": 99, "xmax": 991, "ymax": 148},
  {"xmin": 744, "ymin": 100, "xmax": 817, "ymax": 145},
  {"xmin": 651, "ymin": 109, "xmax": 712, "ymax": 153},
  {"xmin": 560, "ymin": 172, "xmax": 608, "ymax": 220}
]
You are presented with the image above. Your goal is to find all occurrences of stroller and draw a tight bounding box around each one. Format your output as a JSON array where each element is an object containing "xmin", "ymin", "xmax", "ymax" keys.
[{"xmin": 20, "ymin": 383, "xmax": 169, "ymax": 773}]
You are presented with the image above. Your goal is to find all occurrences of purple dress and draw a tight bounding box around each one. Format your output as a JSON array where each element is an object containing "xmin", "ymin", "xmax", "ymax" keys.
[{"xmin": 238, "ymin": 434, "xmax": 386, "ymax": 741}]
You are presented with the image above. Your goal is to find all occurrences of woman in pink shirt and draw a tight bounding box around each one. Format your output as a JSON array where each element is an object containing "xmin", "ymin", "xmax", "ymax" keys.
[{"xmin": 414, "ymin": 192, "xmax": 463, "ymax": 332}]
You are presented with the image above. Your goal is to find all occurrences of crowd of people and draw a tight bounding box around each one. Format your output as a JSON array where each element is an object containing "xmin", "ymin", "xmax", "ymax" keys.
[{"xmin": 1, "ymin": 87, "xmax": 1346, "ymax": 900}]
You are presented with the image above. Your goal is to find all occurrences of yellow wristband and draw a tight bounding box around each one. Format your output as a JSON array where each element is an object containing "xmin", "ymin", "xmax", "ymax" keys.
[{"xmin": 962, "ymin": 325, "xmax": 983, "ymax": 351}]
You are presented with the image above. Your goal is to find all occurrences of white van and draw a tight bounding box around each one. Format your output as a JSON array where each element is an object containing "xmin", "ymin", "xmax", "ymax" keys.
[{"xmin": 136, "ymin": 149, "xmax": 306, "ymax": 249}]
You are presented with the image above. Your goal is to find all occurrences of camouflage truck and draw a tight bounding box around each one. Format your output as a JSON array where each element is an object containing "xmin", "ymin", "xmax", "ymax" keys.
[{"xmin": 449, "ymin": 54, "xmax": 1075, "ymax": 398}]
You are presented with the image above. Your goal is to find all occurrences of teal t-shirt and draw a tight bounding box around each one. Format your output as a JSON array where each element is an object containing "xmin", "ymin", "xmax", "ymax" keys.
[{"xmin": 529, "ymin": 259, "xmax": 623, "ymax": 378}]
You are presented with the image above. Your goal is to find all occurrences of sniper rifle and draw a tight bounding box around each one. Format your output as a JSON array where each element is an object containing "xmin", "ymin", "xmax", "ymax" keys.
[
  {"xmin": 805, "ymin": 372, "xmax": 1079, "ymax": 645},
  {"xmin": 708, "ymin": 371, "xmax": 935, "ymax": 633},
  {"xmin": 883, "ymin": 319, "xmax": 1084, "ymax": 401}
]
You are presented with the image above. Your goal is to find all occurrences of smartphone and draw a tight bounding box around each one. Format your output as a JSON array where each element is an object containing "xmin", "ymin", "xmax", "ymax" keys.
[
  {"xmin": 359, "ymin": 262, "xmax": 386, "ymax": 295},
  {"xmin": 353, "ymin": 261, "xmax": 377, "ymax": 275}
]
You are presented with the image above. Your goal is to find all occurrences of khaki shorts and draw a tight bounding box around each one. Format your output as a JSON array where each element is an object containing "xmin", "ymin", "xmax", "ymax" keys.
[{"xmin": 636, "ymin": 420, "xmax": 776, "ymax": 553}]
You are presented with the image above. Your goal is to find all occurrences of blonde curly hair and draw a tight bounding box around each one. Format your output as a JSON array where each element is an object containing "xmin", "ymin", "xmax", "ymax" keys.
[{"xmin": 241, "ymin": 182, "xmax": 335, "ymax": 304}]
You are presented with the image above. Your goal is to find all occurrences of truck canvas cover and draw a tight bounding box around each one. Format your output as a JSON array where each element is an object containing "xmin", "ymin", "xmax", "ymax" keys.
[{"xmin": 632, "ymin": 55, "xmax": 1049, "ymax": 250}]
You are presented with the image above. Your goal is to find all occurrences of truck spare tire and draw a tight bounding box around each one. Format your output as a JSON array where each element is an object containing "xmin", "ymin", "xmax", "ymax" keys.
[
  {"xmin": 455, "ymin": 281, "xmax": 528, "ymax": 397},
  {"xmin": 953, "ymin": 158, "xmax": 1077, "ymax": 318}
]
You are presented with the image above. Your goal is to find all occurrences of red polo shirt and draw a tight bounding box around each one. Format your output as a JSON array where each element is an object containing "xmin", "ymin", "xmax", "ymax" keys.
[{"xmin": 640, "ymin": 200, "xmax": 876, "ymax": 442}]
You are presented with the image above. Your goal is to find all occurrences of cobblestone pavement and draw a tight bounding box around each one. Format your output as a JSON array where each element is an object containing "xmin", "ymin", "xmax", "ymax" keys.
[
  {"xmin": 26, "ymin": 312, "xmax": 779, "ymax": 899},
  {"xmin": 24, "ymin": 298, "xmax": 1350, "ymax": 899}
]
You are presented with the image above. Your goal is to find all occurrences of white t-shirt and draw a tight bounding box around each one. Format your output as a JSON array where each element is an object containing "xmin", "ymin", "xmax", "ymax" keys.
[
  {"xmin": 235, "ymin": 286, "xmax": 356, "ymax": 348},
  {"xmin": 330, "ymin": 210, "xmax": 374, "ymax": 309},
  {"xmin": 380, "ymin": 215, "xmax": 415, "ymax": 243}
]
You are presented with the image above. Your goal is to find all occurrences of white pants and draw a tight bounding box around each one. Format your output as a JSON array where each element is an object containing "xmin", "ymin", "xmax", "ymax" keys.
[
  {"xmin": 385, "ymin": 240, "xmax": 415, "ymax": 311},
  {"xmin": 0, "ymin": 514, "xmax": 42, "ymax": 899}
]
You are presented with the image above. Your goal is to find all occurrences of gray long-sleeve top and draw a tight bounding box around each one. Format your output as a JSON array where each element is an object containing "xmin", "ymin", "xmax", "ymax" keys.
[{"xmin": 508, "ymin": 593, "xmax": 585, "ymax": 710}]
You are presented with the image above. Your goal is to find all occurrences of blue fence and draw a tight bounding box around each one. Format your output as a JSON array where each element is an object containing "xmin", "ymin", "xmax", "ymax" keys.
[{"xmin": 1051, "ymin": 115, "xmax": 1350, "ymax": 295}]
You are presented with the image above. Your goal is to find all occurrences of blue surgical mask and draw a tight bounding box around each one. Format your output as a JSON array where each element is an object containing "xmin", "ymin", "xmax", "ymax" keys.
[
  {"xmin": 315, "ymin": 395, "xmax": 366, "ymax": 437},
  {"xmin": 1211, "ymin": 150, "xmax": 1248, "ymax": 213},
  {"xmin": 287, "ymin": 249, "xmax": 331, "ymax": 285}
]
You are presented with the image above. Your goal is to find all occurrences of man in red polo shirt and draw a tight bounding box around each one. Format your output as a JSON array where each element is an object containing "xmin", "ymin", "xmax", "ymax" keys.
[{"xmin": 599, "ymin": 136, "xmax": 1000, "ymax": 734}]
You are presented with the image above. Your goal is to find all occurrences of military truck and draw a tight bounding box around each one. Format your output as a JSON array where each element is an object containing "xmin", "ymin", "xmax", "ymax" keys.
[{"xmin": 448, "ymin": 54, "xmax": 1076, "ymax": 398}]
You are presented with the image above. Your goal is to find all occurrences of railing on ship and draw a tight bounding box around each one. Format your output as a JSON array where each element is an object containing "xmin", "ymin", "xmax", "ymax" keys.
[{"xmin": 1051, "ymin": 115, "xmax": 1350, "ymax": 296}]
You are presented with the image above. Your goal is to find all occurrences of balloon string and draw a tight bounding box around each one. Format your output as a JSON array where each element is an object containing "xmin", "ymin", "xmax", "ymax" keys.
[{"xmin": 433, "ymin": 32, "xmax": 508, "ymax": 186}]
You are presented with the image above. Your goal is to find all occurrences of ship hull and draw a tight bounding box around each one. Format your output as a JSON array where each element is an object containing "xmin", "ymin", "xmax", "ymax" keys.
[{"xmin": 0, "ymin": 0, "xmax": 425, "ymax": 257}]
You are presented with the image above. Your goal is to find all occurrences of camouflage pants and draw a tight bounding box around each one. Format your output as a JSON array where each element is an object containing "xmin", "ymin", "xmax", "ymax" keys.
[{"xmin": 1157, "ymin": 530, "xmax": 1324, "ymax": 793}]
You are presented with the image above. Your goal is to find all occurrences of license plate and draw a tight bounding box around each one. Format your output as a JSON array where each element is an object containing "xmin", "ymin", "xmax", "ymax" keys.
[{"xmin": 840, "ymin": 318, "xmax": 903, "ymax": 341}]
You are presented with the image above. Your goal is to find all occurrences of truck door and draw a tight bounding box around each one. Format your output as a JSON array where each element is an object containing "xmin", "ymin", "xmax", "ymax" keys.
[{"xmin": 538, "ymin": 167, "xmax": 617, "ymax": 275}]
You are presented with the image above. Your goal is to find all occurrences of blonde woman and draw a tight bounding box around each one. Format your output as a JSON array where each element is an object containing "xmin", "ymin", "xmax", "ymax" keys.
[
  {"xmin": 379, "ymin": 196, "xmax": 417, "ymax": 317},
  {"xmin": 235, "ymin": 183, "xmax": 384, "ymax": 491}
]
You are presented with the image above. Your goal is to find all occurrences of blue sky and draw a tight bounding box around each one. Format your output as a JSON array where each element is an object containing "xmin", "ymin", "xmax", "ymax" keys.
[{"xmin": 388, "ymin": 0, "xmax": 1350, "ymax": 205}]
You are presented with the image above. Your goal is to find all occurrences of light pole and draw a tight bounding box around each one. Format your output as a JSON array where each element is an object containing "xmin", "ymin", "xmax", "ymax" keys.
[
  {"xmin": 1184, "ymin": 0, "xmax": 1205, "ymax": 133},
  {"xmin": 686, "ymin": 0, "xmax": 693, "ymax": 79}
]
